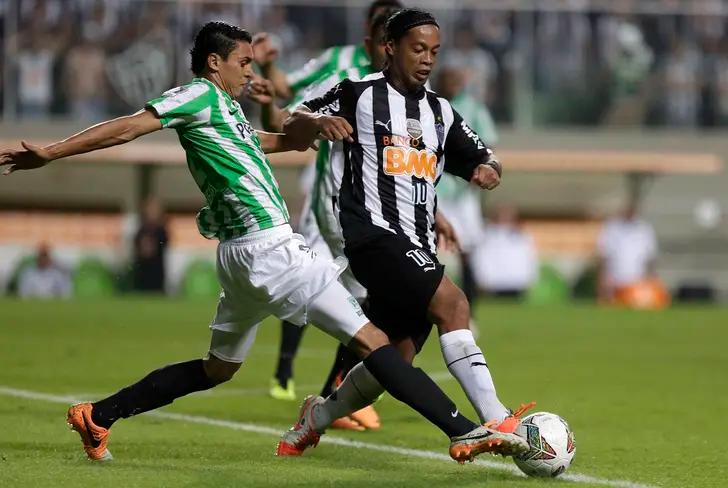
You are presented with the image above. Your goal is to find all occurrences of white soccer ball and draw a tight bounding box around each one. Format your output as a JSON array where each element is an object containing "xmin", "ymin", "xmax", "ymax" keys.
[{"xmin": 513, "ymin": 412, "xmax": 575, "ymax": 478}]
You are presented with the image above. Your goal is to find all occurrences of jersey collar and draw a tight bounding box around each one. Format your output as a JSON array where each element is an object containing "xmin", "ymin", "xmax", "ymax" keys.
[{"xmin": 196, "ymin": 77, "xmax": 242, "ymax": 115}]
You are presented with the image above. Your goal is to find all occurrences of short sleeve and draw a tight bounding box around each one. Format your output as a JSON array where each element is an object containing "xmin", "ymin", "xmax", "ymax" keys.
[
  {"xmin": 300, "ymin": 78, "xmax": 355, "ymax": 123},
  {"xmin": 443, "ymin": 108, "xmax": 494, "ymax": 181},
  {"xmin": 286, "ymin": 70, "xmax": 342, "ymax": 113},
  {"xmin": 145, "ymin": 82, "xmax": 212, "ymax": 129}
]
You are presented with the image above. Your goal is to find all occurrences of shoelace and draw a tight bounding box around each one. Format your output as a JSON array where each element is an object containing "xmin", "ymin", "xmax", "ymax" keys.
[
  {"xmin": 482, "ymin": 401, "xmax": 537, "ymax": 429},
  {"xmin": 511, "ymin": 401, "xmax": 537, "ymax": 419}
]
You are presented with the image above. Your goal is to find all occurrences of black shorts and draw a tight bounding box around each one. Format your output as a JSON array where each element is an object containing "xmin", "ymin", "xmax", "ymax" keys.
[{"xmin": 345, "ymin": 234, "xmax": 444, "ymax": 351}]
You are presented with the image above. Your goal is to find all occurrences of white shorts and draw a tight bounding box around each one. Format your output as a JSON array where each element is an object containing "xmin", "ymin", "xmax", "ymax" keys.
[{"xmin": 208, "ymin": 224, "xmax": 368, "ymax": 363}]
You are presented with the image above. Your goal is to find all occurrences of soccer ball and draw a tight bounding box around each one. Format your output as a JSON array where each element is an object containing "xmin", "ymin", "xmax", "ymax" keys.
[{"xmin": 513, "ymin": 412, "xmax": 575, "ymax": 478}]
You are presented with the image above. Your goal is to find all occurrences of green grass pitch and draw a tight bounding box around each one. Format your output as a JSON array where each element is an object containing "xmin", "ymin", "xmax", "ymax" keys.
[{"xmin": 1, "ymin": 298, "xmax": 726, "ymax": 487}]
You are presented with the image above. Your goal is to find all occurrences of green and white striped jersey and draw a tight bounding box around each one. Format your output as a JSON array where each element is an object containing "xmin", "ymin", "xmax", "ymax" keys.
[
  {"xmin": 286, "ymin": 44, "xmax": 370, "ymax": 97},
  {"xmin": 287, "ymin": 65, "xmax": 374, "ymax": 236},
  {"xmin": 146, "ymin": 78, "xmax": 289, "ymax": 240}
]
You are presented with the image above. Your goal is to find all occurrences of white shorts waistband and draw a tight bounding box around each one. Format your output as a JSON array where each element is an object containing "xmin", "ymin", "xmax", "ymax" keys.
[{"xmin": 220, "ymin": 224, "xmax": 293, "ymax": 245}]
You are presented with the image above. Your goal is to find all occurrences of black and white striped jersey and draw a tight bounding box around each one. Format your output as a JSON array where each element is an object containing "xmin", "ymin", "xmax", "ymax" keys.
[{"xmin": 302, "ymin": 70, "xmax": 494, "ymax": 253}]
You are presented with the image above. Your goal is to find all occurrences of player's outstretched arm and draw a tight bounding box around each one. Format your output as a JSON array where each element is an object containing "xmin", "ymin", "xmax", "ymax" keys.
[
  {"xmin": 284, "ymin": 108, "xmax": 354, "ymax": 143},
  {"xmin": 0, "ymin": 109, "xmax": 162, "ymax": 175}
]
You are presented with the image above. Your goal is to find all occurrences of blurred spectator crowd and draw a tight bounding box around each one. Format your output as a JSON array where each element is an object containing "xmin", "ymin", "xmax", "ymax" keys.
[{"xmin": 2, "ymin": 0, "xmax": 728, "ymax": 127}]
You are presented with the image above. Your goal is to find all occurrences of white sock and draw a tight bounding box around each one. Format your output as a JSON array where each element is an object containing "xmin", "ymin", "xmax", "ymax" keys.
[
  {"xmin": 439, "ymin": 329, "xmax": 509, "ymax": 423},
  {"xmin": 312, "ymin": 362, "xmax": 384, "ymax": 432}
]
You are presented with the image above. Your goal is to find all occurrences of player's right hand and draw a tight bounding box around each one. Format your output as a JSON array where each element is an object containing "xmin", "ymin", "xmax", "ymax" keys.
[
  {"xmin": 315, "ymin": 115, "xmax": 354, "ymax": 143},
  {"xmin": 0, "ymin": 141, "xmax": 53, "ymax": 175}
]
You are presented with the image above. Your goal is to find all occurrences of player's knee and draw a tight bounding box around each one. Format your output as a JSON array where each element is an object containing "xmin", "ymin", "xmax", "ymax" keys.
[
  {"xmin": 431, "ymin": 284, "xmax": 470, "ymax": 331},
  {"xmin": 203, "ymin": 357, "xmax": 241, "ymax": 384},
  {"xmin": 349, "ymin": 322, "xmax": 390, "ymax": 358}
]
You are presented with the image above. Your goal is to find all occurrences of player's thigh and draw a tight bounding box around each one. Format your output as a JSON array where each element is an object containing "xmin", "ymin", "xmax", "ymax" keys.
[
  {"xmin": 307, "ymin": 278, "xmax": 369, "ymax": 346},
  {"xmin": 347, "ymin": 235, "xmax": 444, "ymax": 325},
  {"xmin": 207, "ymin": 324, "xmax": 260, "ymax": 364}
]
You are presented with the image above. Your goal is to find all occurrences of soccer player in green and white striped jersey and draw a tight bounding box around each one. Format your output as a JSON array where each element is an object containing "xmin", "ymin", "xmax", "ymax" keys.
[
  {"xmin": 255, "ymin": 0, "xmax": 402, "ymax": 101},
  {"xmin": 1, "ymin": 20, "xmax": 491, "ymax": 464}
]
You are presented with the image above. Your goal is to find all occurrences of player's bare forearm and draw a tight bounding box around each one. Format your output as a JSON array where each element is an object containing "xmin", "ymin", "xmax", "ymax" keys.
[
  {"xmin": 261, "ymin": 64, "xmax": 292, "ymax": 100},
  {"xmin": 256, "ymin": 131, "xmax": 310, "ymax": 154},
  {"xmin": 284, "ymin": 108, "xmax": 353, "ymax": 143},
  {"xmin": 282, "ymin": 108, "xmax": 320, "ymax": 139},
  {"xmin": 45, "ymin": 109, "xmax": 162, "ymax": 160},
  {"xmin": 0, "ymin": 109, "xmax": 162, "ymax": 174},
  {"xmin": 261, "ymin": 104, "xmax": 289, "ymax": 133}
]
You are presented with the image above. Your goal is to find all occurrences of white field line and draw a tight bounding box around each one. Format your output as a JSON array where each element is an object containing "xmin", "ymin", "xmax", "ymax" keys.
[{"xmin": 0, "ymin": 385, "xmax": 657, "ymax": 488}]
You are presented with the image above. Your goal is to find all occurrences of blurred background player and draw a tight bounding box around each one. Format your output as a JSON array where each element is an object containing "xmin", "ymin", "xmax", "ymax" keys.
[
  {"xmin": 132, "ymin": 197, "xmax": 169, "ymax": 293},
  {"xmin": 597, "ymin": 203, "xmax": 669, "ymax": 309},
  {"xmin": 472, "ymin": 205, "xmax": 538, "ymax": 299},
  {"xmin": 278, "ymin": 9, "xmax": 534, "ymax": 459},
  {"xmin": 256, "ymin": 0, "xmax": 402, "ymax": 102},
  {"xmin": 18, "ymin": 242, "xmax": 72, "ymax": 299},
  {"xmin": 434, "ymin": 64, "xmax": 498, "ymax": 319}
]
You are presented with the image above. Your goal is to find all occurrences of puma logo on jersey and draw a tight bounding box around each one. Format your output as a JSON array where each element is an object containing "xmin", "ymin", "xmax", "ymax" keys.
[
  {"xmin": 374, "ymin": 119, "xmax": 392, "ymax": 131},
  {"xmin": 383, "ymin": 146, "xmax": 437, "ymax": 182}
]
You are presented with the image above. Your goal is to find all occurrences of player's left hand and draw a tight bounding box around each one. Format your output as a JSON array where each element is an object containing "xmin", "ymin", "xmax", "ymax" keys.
[
  {"xmin": 0, "ymin": 141, "xmax": 53, "ymax": 175},
  {"xmin": 434, "ymin": 211, "xmax": 460, "ymax": 253},
  {"xmin": 471, "ymin": 162, "xmax": 500, "ymax": 190}
]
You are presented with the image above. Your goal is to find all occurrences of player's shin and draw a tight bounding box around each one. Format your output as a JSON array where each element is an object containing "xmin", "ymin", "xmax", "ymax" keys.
[
  {"xmin": 91, "ymin": 359, "xmax": 217, "ymax": 429},
  {"xmin": 439, "ymin": 329, "xmax": 509, "ymax": 423},
  {"xmin": 363, "ymin": 345, "xmax": 478, "ymax": 437},
  {"xmin": 313, "ymin": 362, "xmax": 384, "ymax": 430}
]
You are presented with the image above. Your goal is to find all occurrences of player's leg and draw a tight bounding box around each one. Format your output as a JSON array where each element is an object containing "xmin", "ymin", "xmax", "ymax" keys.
[
  {"xmin": 429, "ymin": 274, "xmax": 535, "ymax": 455},
  {"xmin": 279, "ymin": 279, "xmax": 478, "ymax": 447},
  {"xmin": 310, "ymin": 336, "xmax": 416, "ymax": 430},
  {"xmin": 270, "ymin": 320, "xmax": 306, "ymax": 400},
  {"xmin": 67, "ymin": 324, "xmax": 257, "ymax": 461},
  {"xmin": 428, "ymin": 275, "xmax": 510, "ymax": 423}
]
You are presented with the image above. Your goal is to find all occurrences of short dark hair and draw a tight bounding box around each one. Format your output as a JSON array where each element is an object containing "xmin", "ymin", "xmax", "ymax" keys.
[
  {"xmin": 385, "ymin": 8, "xmax": 439, "ymax": 43},
  {"xmin": 190, "ymin": 21, "xmax": 252, "ymax": 76},
  {"xmin": 367, "ymin": 0, "xmax": 403, "ymax": 23},
  {"xmin": 370, "ymin": 7, "xmax": 400, "ymax": 39}
]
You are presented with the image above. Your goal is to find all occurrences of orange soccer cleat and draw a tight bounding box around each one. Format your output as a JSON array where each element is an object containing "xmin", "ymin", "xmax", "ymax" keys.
[{"xmin": 66, "ymin": 403, "xmax": 113, "ymax": 461}]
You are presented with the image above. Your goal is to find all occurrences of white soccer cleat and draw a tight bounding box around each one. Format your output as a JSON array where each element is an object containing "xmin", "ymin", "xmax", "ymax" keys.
[
  {"xmin": 276, "ymin": 395, "xmax": 325, "ymax": 456},
  {"xmin": 449, "ymin": 423, "xmax": 530, "ymax": 463}
]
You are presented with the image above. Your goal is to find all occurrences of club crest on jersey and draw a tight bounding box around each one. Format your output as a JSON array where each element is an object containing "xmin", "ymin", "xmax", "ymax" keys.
[
  {"xmin": 383, "ymin": 146, "xmax": 437, "ymax": 182},
  {"xmin": 406, "ymin": 118, "xmax": 423, "ymax": 140}
]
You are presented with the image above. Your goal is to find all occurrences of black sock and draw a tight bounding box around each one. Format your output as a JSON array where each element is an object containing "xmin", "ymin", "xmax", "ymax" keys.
[
  {"xmin": 319, "ymin": 345, "xmax": 342, "ymax": 397},
  {"xmin": 363, "ymin": 345, "xmax": 477, "ymax": 438},
  {"xmin": 91, "ymin": 359, "xmax": 215, "ymax": 429},
  {"xmin": 275, "ymin": 321, "xmax": 306, "ymax": 387}
]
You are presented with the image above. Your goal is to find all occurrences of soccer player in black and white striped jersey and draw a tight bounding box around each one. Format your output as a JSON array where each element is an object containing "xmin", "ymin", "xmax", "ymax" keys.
[{"xmin": 278, "ymin": 9, "xmax": 535, "ymax": 460}]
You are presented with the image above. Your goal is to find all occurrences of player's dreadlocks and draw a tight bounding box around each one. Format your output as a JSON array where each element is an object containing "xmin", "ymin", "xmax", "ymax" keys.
[{"xmin": 384, "ymin": 8, "xmax": 439, "ymax": 43}]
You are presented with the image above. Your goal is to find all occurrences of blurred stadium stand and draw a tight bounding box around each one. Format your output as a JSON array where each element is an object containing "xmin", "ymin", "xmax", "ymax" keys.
[{"xmin": 1, "ymin": 0, "xmax": 727, "ymax": 301}]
